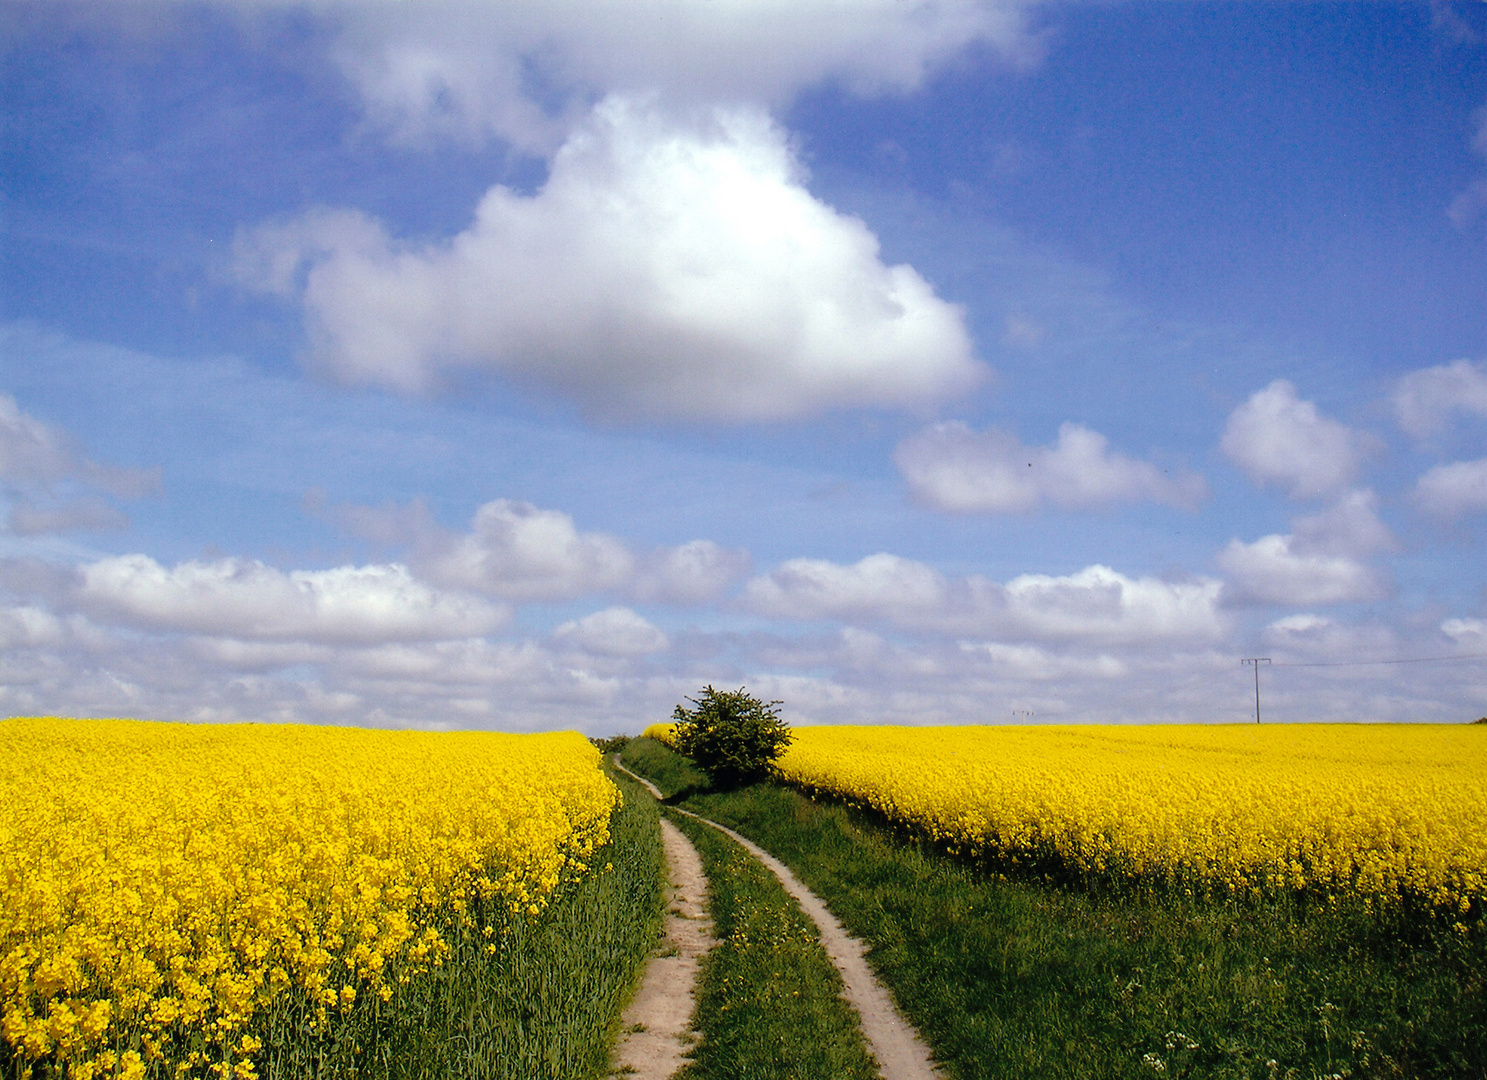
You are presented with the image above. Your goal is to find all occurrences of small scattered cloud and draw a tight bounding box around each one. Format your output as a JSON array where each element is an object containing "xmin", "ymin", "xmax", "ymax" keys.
[
  {"xmin": 1442, "ymin": 616, "xmax": 1485, "ymax": 645},
  {"xmin": 0, "ymin": 604, "xmax": 66, "ymax": 649},
  {"xmin": 0, "ymin": 394, "xmax": 155, "ymax": 497},
  {"xmin": 959, "ymin": 640, "xmax": 1126, "ymax": 681},
  {"xmin": 551, "ymin": 607, "xmax": 669, "ymax": 658},
  {"xmin": 1219, "ymin": 380, "xmax": 1370, "ymax": 500},
  {"xmin": 6, "ymin": 497, "xmax": 131, "ymax": 536},
  {"xmin": 235, "ymin": 97, "xmax": 983, "ymax": 422},
  {"xmin": 1413, "ymin": 458, "xmax": 1487, "ymax": 518},
  {"xmin": 322, "ymin": 494, "xmax": 748, "ymax": 607},
  {"xmin": 630, "ymin": 539, "xmax": 753, "ymax": 605},
  {"xmin": 1447, "ymin": 103, "xmax": 1487, "ymax": 230},
  {"xmin": 1262, "ymin": 612, "xmax": 1398, "ymax": 661},
  {"xmin": 1431, "ymin": 1, "xmax": 1485, "ymax": 46},
  {"xmin": 75, "ymin": 555, "xmax": 508, "ymax": 644},
  {"xmin": 0, "ymin": 393, "xmax": 159, "ymax": 534},
  {"xmin": 1392, "ymin": 359, "xmax": 1487, "ymax": 440},
  {"xmin": 742, "ymin": 552, "xmax": 948, "ymax": 622},
  {"xmin": 896, "ymin": 420, "xmax": 1205, "ymax": 513},
  {"xmin": 415, "ymin": 499, "xmax": 635, "ymax": 602},
  {"xmin": 1219, "ymin": 536, "xmax": 1384, "ymax": 606}
]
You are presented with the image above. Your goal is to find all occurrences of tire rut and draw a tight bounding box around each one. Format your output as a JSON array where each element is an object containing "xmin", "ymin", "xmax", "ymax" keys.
[{"xmin": 612, "ymin": 757, "xmax": 945, "ymax": 1080}]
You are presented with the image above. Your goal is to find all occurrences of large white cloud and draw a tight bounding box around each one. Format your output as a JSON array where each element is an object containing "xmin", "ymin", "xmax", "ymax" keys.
[
  {"xmin": 1219, "ymin": 380, "xmax": 1369, "ymax": 500},
  {"xmin": 76, "ymin": 555, "xmax": 507, "ymax": 643},
  {"xmin": 1392, "ymin": 359, "xmax": 1487, "ymax": 439},
  {"xmin": 235, "ymin": 96, "xmax": 982, "ymax": 421},
  {"xmin": 896, "ymin": 420, "xmax": 1205, "ymax": 512},
  {"xmin": 1413, "ymin": 457, "xmax": 1487, "ymax": 518},
  {"xmin": 1217, "ymin": 490, "xmax": 1393, "ymax": 606},
  {"xmin": 741, "ymin": 553, "xmax": 1226, "ymax": 644},
  {"xmin": 319, "ymin": 0, "xmax": 1042, "ymax": 152}
]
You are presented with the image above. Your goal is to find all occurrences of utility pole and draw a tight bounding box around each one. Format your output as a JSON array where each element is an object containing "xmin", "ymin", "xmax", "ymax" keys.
[{"xmin": 1241, "ymin": 658, "xmax": 1271, "ymax": 723}]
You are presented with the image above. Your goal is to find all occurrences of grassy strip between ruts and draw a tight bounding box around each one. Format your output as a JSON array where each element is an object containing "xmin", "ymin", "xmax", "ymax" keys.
[
  {"xmin": 620, "ymin": 737, "xmax": 1487, "ymax": 1080},
  {"xmin": 664, "ymin": 809, "xmax": 880, "ymax": 1080}
]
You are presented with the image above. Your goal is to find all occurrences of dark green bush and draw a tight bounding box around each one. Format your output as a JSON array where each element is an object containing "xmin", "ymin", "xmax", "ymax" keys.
[{"xmin": 670, "ymin": 685, "xmax": 792, "ymax": 789}]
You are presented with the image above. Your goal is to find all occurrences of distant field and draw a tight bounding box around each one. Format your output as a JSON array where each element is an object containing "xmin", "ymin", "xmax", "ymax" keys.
[
  {"xmin": 0, "ymin": 718, "xmax": 642, "ymax": 1080},
  {"xmin": 647, "ymin": 722, "xmax": 1487, "ymax": 914}
]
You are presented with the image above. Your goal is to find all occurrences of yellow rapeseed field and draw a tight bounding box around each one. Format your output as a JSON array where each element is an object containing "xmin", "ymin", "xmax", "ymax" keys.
[
  {"xmin": 645, "ymin": 721, "xmax": 1486, "ymax": 913},
  {"xmin": 0, "ymin": 718, "xmax": 619, "ymax": 1079}
]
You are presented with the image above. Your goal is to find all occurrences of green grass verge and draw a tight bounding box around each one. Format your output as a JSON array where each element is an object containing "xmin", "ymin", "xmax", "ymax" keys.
[
  {"xmin": 665, "ymin": 809, "xmax": 880, "ymax": 1080},
  {"xmin": 621, "ymin": 737, "xmax": 1487, "ymax": 1080},
  {"xmin": 368, "ymin": 765, "xmax": 665, "ymax": 1079}
]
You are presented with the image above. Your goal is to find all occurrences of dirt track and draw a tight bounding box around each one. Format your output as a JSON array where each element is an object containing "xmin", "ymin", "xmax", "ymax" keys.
[
  {"xmin": 611, "ymin": 757, "xmax": 944, "ymax": 1080},
  {"xmin": 607, "ymin": 817, "xmax": 715, "ymax": 1079}
]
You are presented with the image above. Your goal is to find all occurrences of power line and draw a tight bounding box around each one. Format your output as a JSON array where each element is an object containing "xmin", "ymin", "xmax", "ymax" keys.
[{"xmin": 1271, "ymin": 652, "xmax": 1487, "ymax": 669}]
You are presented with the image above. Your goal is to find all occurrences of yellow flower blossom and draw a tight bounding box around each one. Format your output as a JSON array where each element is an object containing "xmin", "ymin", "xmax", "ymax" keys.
[
  {"xmin": 1, "ymin": 718, "xmax": 619, "ymax": 1076},
  {"xmin": 646, "ymin": 722, "xmax": 1487, "ymax": 911}
]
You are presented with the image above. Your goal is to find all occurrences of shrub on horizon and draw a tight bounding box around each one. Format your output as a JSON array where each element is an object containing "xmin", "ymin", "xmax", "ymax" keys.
[{"xmin": 671, "ymin": 685, "xmax": 793, "ymax": 789}]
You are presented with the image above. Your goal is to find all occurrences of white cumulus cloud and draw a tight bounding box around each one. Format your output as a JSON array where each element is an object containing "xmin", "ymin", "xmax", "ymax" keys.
[
  {"xmin": 1413, "ymin": 458, "xmax": 1487, "ymax": 518},
  {"xmin": 417, "ymin": 499, "xmax": 635, "ymax": 602},
  {"xmin": 999, "ymin": 565, "xmax": 1225, "ymax": 644},
  {"xmin": 1218, "ymin": 536, "xmax": 1382, "ymax": 606},
  {"xmin": 320, "ymin": 0, "xmax": 1043, "ymax": 152},
  {"xmin": 1442, "ymin": 617, "xmax": 1485, "ymax": 645},
  {"xmin": 235, "ymin": 96, "xmax": 982, "ymax": 421},
  {"xmin": 321, "ymin": 495, "xmax": 748, "ymax": 606},
  {"xmin": 0, "ymin": 604, "xmax": 66, "ymax": 649},
  {"xmin": 1218, "ymin": 489, "xmax": 1393, "ymax": 607},
  {"xmin": 741, "ymin": 552, "xmax": 949, "ymax": 622},
  {"xmin": 552, "ymin": 607, "xmax": 669, "ymax": 658},
  {"xmin": 1220, "ymin": 380, "xmax": 1369, "ymax": 500},
  {"xmin": 1392, "ymin": 359, "xmax": 1487, "ymax": 440},
  {"xmin": 630, "ymin": 539, "xmax": 753, "ymax": 605},
  {"xmin": 896, "ymin": 420, "xmax": 1205, "ymax": 512},
  {"xmin": 76, "ymin": 555, "xmax": 507, "ymax": 644},
  {"xmin": 742, "ymin": 553, "xmax": 1225, "ymax": 644}
]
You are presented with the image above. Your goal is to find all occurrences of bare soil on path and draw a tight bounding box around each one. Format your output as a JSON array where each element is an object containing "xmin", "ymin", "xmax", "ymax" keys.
[
  {"xmin": 612, "ymin": 757, "xmax": 945, "ymax": 1080},
  {"xmin": 607, "ymin": 816, "xmax": 715, "ymax": 1079}
]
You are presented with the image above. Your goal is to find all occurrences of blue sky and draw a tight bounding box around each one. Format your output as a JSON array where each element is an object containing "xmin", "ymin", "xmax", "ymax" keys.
[{"xmin": 2, "ymin": 1, "xmax": 1486, "ymax": 733}]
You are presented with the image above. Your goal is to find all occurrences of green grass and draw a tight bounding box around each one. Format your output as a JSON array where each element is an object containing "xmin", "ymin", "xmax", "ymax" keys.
[
  {"xmin": 666, "ymin": 809, "xmax": 880, "ymax": 1080},
  {"xmin": 621, "ymin": 737, "xmax": 1487, "ymax": 1080},
  {"xmin": 352, "ymin": 764, "xmax": 665, "ymax": 1079}
]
